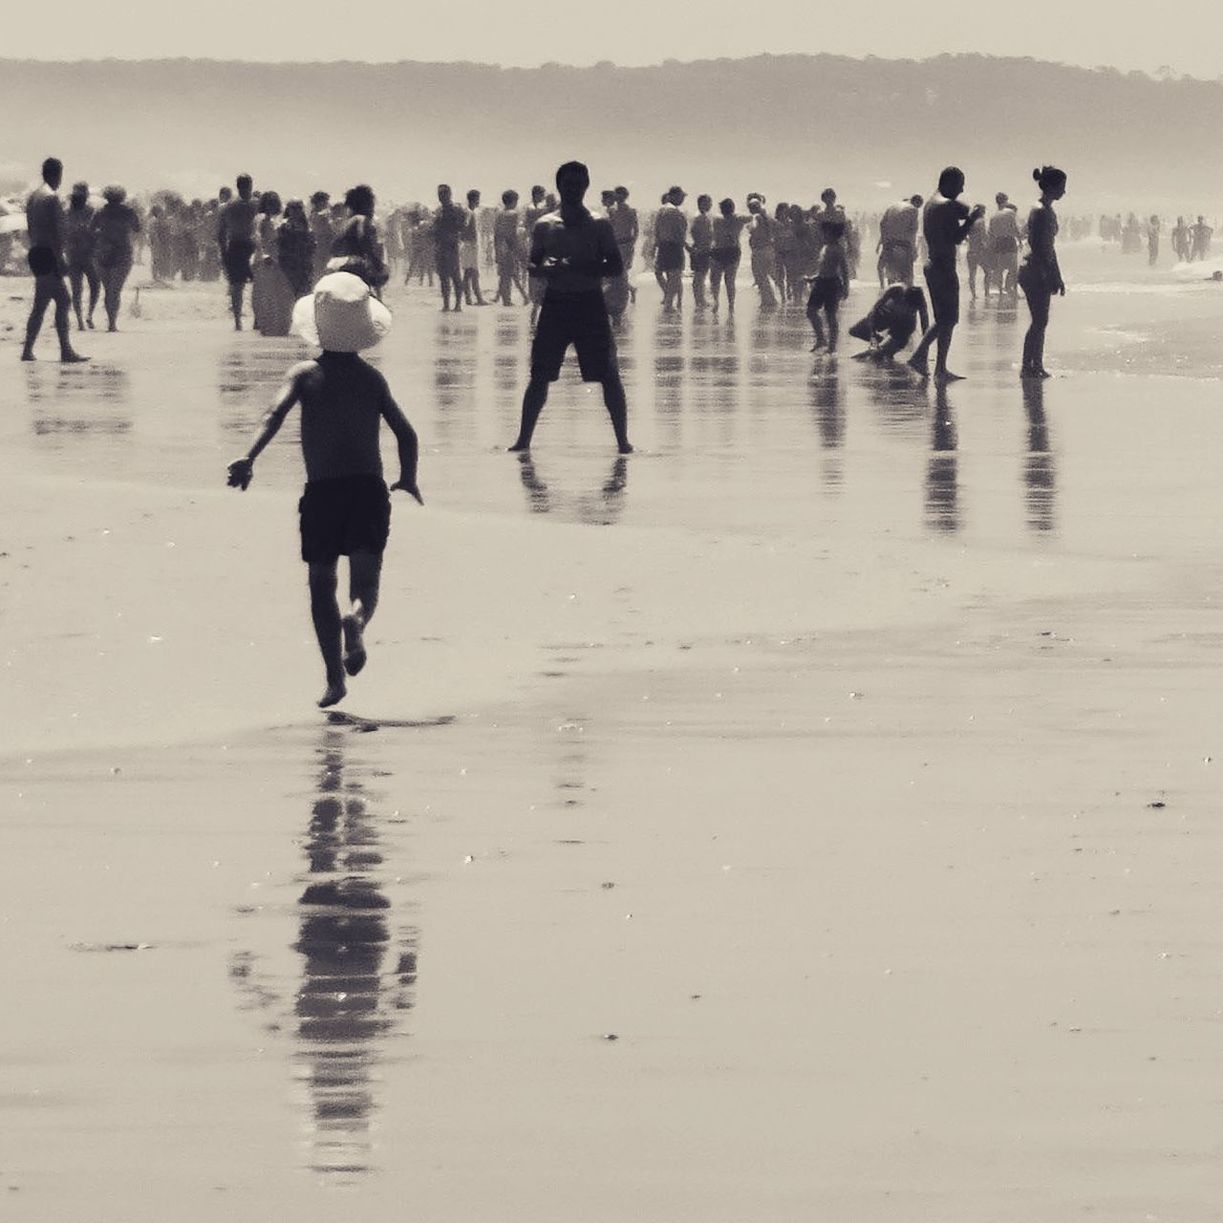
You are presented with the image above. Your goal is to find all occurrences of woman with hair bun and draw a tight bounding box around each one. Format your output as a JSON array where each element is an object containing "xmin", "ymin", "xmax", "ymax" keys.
[{"xmin": 1017, "ymin": 165, "xmax": 1067, "ymax": 379}]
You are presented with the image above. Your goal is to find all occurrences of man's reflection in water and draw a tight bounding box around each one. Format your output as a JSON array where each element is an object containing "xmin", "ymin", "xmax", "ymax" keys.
[
  {"xmin": 1021, "ymin": 379, "xmax": 1057, "ymax": 534},
  {"xmin": 515, "ymin": 452, "xmax": 629, "ymax": 524},
  {"xmin": 809, "ymin": 367, "xmax": 846, "ymax": 493},
  {"xmin": 653, "ymin": 315, "xmax": 686, "ymax": 446},
  {"xmin": 230, "ymin": 728, "xmax": 418, "ymax": 1181},
  {"xmin": 925, "ymin": 387, "xmax": 960, "ymax": 533},
  {"xmin": 217, "ymin": 345, "xmax": 297, "ymax": 436}
]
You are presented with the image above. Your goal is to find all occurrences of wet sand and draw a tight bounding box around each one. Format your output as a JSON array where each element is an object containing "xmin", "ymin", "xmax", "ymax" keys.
[{"xmin": 4, "ymin": 248, "xmax": 1223, "ymax": 1220}]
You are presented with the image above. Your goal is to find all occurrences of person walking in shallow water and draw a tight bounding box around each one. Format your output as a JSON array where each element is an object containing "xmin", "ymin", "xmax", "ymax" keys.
[
  {"xmin": 218, "ymin": 174, "xmax": 258, "ymax": 330},
  {"xmin": 21, "ymin": 157, "xmax": 87, "ymax": 362},
  {"xmin": 92, "ymin": 185, "xmax": 140, "ymax": 332},
  {"xmin": 65, "ymin": 181, "xmax": 100, "ymax": 332},
  {"xmin": 1017, "ymin": 165, "xmax": 1067, "ymax": 380},
  {"xmin": 227, "ymin": 272, "xmax": 422, "ymax": 710},
  {"xmin": 508, "ymin": 161, "xmax": 632, "ymax": 455}
]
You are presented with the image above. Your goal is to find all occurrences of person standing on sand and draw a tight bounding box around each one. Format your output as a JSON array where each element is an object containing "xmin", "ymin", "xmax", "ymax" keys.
[
  {"xmin": 227, "ymin": 271, "xmax": 423, "ymax": 710},
  {"xmin": 688, "ymin": 193, "xmax": 714, "ymax": 312},
  {"xmin": 493, "ymin": 190, "xmax": 529, "ymax": 306},
  {"xmin": 1191, "ymin": 215, "xmax": 1213, "ymax": 261},
  {"xmin": 507, "ymin": 161, "xmax": 632, "ymax": 455},
  {"xmin": 21, "ymin": 157, "xmax": 87, "ymax": 362},
  {"xmin": 309, "ymin": 191, "xmax": 334, "ymax": 284},
  {"xmin": 804, "ymin": 217, "xmax": 850, "ymax": 354},
  {"xmin": 965, "ymin": 207, "xmax": 986, "ymax": 301},
  {"xmin": 907, "ymin": 167, "xmax": 986, "ymax": 383},
  {"xmin": 746, "ymin": 194, "xmax": 778, "ymax": 310},
  {"xmin": 709, "ymin": 198, "xmax": 750, "ymax": 315},
  {"xmin": 92, "ymin": 185, "xmax": 140, "ymax": 332},
  {"xmin": 460, "ymin": 189, "xmax": 488, "ymax": 306},
  {"xmin": 431, "ymin": 184, "xmax": 466, "ymax": 313},
  {"xmin": 654, "ymin": 185, "xmax": 688, "ymax": 312},
  {"xmin": 65, "ymin": 181, "xmax": 100, "ymax": 333},
  {"xmin": 609, "ymin": 186, "xmax": 638, "ymax": 304},
  {"xmin": 985, "ymin": 193, "xmax": 1021, "ymax": 298},
  {"xmin": 1017, "ymin": 165, "xmax": 1067, "ymax": 380},
  {"xmin": 218, "ymin": 174, "xmax": 258, "ymax": 330}
]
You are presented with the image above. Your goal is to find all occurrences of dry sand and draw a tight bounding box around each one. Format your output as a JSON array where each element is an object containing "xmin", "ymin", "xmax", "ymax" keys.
[{"xmin": 2, "ymin": 247, "xmax": 1223, "ymax": 1220}]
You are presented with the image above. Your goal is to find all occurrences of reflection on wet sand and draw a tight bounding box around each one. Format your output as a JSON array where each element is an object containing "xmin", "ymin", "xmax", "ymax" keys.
[
  {"xmin": 231, "ymin": 729, "xmax": 418, "ymax": 1180},
  {"xmin": 27, "ymin": 364, "xmax": 133, "ymax": 438},
  {"xmin": 515, "ymin": 452, "xmax": 629, "ymax": 524},
  {"xmin": 1022, "ymin": 379, "xmax": 1057, "ymax": 534},
  {"xmin": 925, "ymin": 387, "xmax": 960, "ymax": 534},
  {"xmin": 217, "ymin": 344, "xmax": 300, "ymax": 436}
]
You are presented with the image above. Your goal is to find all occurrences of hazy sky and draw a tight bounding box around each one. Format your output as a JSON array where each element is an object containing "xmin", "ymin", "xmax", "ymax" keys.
[{"xmin": 7, "ymin": 0, "xmax": 1223, "ymax": 78}]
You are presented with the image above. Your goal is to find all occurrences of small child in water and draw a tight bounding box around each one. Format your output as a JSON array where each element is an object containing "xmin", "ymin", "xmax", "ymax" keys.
[
  {"xmin": 805, "ymin": 219, "xmax": 850, "ymax": 352},
  {"xmin": 227, "ymin": 271, "xmax": 423, "ymax": 708}
]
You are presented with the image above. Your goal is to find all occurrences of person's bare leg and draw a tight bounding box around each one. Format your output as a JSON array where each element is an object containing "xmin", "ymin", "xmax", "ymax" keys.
[
  {"xmin": 69, "ymin": 267, "xmax": 85, "ymax": 331},
  {"xmin": 933, "ymin": 324, "xmax": 963, "ymax": 381},
  {"xmin": 342, "ymin": 550, "xmax": 383, "ymax": 676},
  {"xmin": 908, "ymin": 323, "xmax": 938, "ymax": 376},
  {"xmin": 726, "ymin": 268, "xmax": 737, "ymax": 315},
  {"xmin": 52, "ymin": 283, "xmax": 85, "ymax": 362},
  {"xmin": 601, "ymin": 371, "xmax": 632, "ymax": 453},
  {"xmin": 509, "ymin": 376, "xmax": 550, "ymax": 450},
  {"xmin": 229, "ymin": 281, "xmax": 243, "ymax": 330},
  {"xmin": 825, "ymin": 302, "xmax": 839, "ymax": 353},
  {"xmin": 86, "ymin": 267, "xmax": 99, "ymax": 328},
  {"xmin": 22, "ymin": 279, "xmax": 54, "ymax": 359},
  {"xmin": 308, "ymin": 560, "xmax": 347, "ymax": 707}
]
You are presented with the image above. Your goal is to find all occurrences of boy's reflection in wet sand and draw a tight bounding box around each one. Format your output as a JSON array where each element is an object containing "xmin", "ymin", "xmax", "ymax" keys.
[
  {"xmin": 925, "ymin": 386, "xmax": 960, "ymax": 533},
  {"xmin": 230, "ymin": 728, "xmax": 418, "ymax": 1180},
  {"xmin": 1022, "ymin": 379, "xmax": 1057, "ymax": 534}
]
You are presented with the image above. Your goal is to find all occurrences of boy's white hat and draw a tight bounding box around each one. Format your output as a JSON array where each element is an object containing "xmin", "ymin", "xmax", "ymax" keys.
[{"xmin": 292, "ymin": 272, "xmax": 392, "ymax": 352}]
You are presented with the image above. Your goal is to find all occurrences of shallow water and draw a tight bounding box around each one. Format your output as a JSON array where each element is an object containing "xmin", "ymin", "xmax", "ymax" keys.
[{"xmin": 4, "ymin": 245, "xmax": 1223, "ymax": 1220}]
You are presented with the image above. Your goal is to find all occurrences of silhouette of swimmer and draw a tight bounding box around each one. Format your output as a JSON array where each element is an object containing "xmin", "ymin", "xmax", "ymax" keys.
[
  {"xmin": 508, "ymin": 161, "xmax": 632, "ymax": 454},
  {"xmin": 22, "ymin": 157, "xmax": 88, "ymax": 363}
]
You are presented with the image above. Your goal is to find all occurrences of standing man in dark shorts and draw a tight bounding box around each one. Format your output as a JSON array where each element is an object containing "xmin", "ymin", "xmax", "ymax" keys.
[
  {"xmin": 21, "ymin": 157, "xmax": 87, "ymax": 362},
  {"xmin": 908, "ymin": 168, "xmax": 986, "ymax": 383},
  {"xmin": 218, "ymin": 174, "xmax": 258, "ymax": 330},
  {"xmin": 508, "ymin": 161, "xmax": 632, "ymax": 455}
]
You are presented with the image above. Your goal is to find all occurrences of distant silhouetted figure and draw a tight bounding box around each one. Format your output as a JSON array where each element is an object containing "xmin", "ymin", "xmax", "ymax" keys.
[
  {"xmin": 64, "ymin": 181, "xmax": 99, "ymax": 332},
  {"xmin": 508, "ymin": 161, "xmax": 631, "ymax": 455},
  {"xmin": 93, "ymin": 185, "xmax": 140, "ymax": 332},
  {"xmin": 1171, "ymin": 216, "xmax": 1190, "ymax": 263},
  {"xmin": 746, "ymin": 194, "xmax": 778, "ymax": 310},
  {"xmin": 431, "ymin": 184, "xmax": 466, "ymax": 312},
  {"xmin": 804, "ymin": 218, "xmax": 849, "ymax": 353},
  {"xmin": 654, "ymin": 185, "xmax": 688, "ymax": 312},
  {"xmin": 1191, "ymin": 215, "xmax": 1213, "ymax": 261},
  {"xmin": 1147, "ymin": 215, "xmax": 1161, "ymax": 266},
  {"xmin": 609, "ymin": 186, "xmax": 639, "ymax": 304},
  {"xmin": 986, "ymin": 193, "xmax": 1021, "ymax": 298},
  {"xmin": 218, "ymin": 173, "xmax": 258, "ymax": 330},
  {"xmin": 908, "ymin": 167, "xmax": 985, "ymax": 382},
  {"xmin": 493, "ymin": 190, "xmax": 528, "ymax": 305},
  {"xmin": 877, "ymin": 194, "xmax": 922, "ymax": 287},
  {"xmin": 22, "ymin": 158, "xmax": 87, "ymax": 362},
  {"xmin": 461, "ymin": 189, "xmax": 487, "ymax": 305},
  {"xmin": 1017, "ymin": 166, "xmax": 1068, "ymax": 380},
  {"xmin": 710, "ymin": 198, "xmax": 750, "ymax": 315},
  {"xmin": 689, "ymin": 194, "xmax": 714, "ymax": 311}
]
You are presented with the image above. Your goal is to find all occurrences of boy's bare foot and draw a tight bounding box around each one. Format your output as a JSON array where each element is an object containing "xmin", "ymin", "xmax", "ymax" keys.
[
  {"xmin": 20, "ymin": 350, "xmax": 35, "ymax": 361},
  {"xmin": 934, "ymin": 369, "xmax": 965, "ymax": 383},
  {"xmin": 618, "ymin": 442, "xmax": 634, "ymax": 455},
  {"xmin": 507, "ymin": 441, "xmax": 529, "ymax": 452},
  {"xmin": 318, "ymin": 679, "xmax": 347, "ymax": 708},
  {"xmin": 61, "ymin": 352, "xmax": 89, "ymax": 364},
  {"xmin": 342, "ymin": 614, "xmax": 367, "ymax": 676}
]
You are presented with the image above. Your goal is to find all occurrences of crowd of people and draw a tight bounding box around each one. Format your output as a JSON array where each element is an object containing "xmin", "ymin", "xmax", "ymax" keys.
[{"xmin": 16, "ymin": 149, "xmax": 1203, "ymax": 705}]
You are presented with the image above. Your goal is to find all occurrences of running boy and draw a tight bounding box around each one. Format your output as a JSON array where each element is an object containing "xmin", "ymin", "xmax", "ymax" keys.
[{"xmin": 226, "ymin": 271, "xmax": 423, "ymax": 709}]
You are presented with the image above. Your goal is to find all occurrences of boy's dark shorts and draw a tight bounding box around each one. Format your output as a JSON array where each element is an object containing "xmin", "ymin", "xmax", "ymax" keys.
[
  {"xmin": 530, "ymin": 291, "xmax": 617, "ymax": 383},
  {"xmin": 923, "ymin": 259, "xmax": 960, "ymax": 326},
  {"xmin": 223, "ymin": 239, "xmax": 255, "ymax": 285},
  {"xmin": 299, "ymin": 474, "xmax": 391, "ymax": 564}
]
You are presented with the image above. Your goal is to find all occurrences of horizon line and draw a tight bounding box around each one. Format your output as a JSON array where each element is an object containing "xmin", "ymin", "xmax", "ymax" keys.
[{"xmin": 0, "ymin": 51, "xmax": 1217, "ymax": 82}]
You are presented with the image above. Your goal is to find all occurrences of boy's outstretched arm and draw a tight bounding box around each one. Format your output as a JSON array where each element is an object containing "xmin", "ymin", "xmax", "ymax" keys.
[
  {"xmin": 226, "ymin": 363, "xmax": 308, "ymax": 490},
  {"xmin": 381, "ymin": 391, "xmax": 424, "ymax": 505}
]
